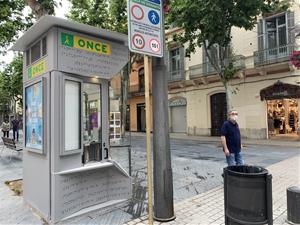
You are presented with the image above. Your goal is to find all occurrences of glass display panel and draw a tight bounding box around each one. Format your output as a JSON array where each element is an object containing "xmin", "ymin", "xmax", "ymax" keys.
[
  {"xmin": 82, "ymin": 83, "xmax": 102, "ymax": 163},
  {"xmin": 25, "ymin": 81, "xmax": 43, "ymax": 151},
  {"xmin": 65, "ymin": 80, "xmax": 81, "ymax": 151}
]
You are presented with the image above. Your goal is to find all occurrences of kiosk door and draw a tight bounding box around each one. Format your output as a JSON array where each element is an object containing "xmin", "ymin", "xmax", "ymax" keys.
[{"xmin": 82, "ymin": 83, "xmax": 102, "ymax": 163}]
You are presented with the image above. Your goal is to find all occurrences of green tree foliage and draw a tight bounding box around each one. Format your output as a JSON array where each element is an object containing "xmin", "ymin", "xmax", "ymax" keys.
[
  {"xmin": 167, "ymin": 0, "xmax": 290, "ymax": 110},
  {"xmin": 68, "ymin": 0, "xmax": 111, "ymax": 29},
  {"xmin": 0, "ymin": 0, "xmax": 32, "ymax": 54},
  {"xmin": 0, "ymin": 55, "xmax": 23, "ymax": 113},
  {"xmin": 0, "ymin": 0, "xmax": 57, "ymax": 115},
  {"xmin": 109, "ymin": 0, "xmax": 127, "ymax": 34}
]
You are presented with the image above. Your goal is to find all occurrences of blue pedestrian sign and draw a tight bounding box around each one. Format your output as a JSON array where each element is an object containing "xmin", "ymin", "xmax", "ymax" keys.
[
  {"xmin": 148, "ymin": 10, "xmax": 160, "ymax": 25},
  {"xmin": 128, "ymin": 0, "xmax": 164, "ymax": 57},
  {"xmin": 149, "ymin": 0, "xmax": 160, "ymax": 4}
]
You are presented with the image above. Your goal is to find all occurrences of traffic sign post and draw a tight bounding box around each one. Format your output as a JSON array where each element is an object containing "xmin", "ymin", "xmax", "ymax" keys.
[
  {"xmin": 128, "ymin": 0, "xmax": 164, "ymax": 58},
  {"xmin": 128, "ymin": 1, "xmax": 170, "ymax": 224}
]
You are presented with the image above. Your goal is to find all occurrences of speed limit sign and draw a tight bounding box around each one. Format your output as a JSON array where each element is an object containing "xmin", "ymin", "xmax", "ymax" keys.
[{"xmin": 133, "ymin": 34, "xmax": 145, "ymax": 49}]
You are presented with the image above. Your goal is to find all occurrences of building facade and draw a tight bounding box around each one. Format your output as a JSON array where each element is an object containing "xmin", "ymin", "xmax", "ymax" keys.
[
  {"xmin": 166, "ymin": 4, "xmax": 300, "ymax": 140},
  {"xmin": 110, "ymin": 60, "xmax": 153, "ymax": 133}
]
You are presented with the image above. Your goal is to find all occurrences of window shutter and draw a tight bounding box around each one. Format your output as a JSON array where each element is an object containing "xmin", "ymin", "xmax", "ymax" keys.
[
  {"xmin": 179, "ymin": 46, "xmax": 185, "ymax": 79},
  {"xmin": 165, "ymin": 48, "xmax": 171, "ymax": 80},
  {"xmin": 257, "ymin": 19, "xmax": 264, "ymax": 50},
  {"xmin": 287, "ymin": 11, "xmax": 295, "ymax": 45}
]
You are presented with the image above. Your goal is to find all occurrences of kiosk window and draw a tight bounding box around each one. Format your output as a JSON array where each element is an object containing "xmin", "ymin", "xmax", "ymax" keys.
[
  {"xmin": 31, "ymin": 41, "xmax": 41, "ymax": 63},
  {"xmin": 83, "ymin": 83, "xmax": 101, "ymax": 143},
  {"xmin": 82, "ymin": 83, "xmax": 102, "ymax": 163},
  {"xmin": 65, "ymin": 80, "xmax": 81, "ymax": 151},
  {"xmin": 42, "ymin": 37, "xmax": 47, "ymax": 56},
  {"xmin": 25, "ymin": 81, "xmax": 43, "ymax": 151}
]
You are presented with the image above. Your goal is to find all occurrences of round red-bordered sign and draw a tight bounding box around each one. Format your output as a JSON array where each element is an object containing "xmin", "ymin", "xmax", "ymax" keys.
[
  {"xmin": 149, "ymin": 39, "xmax": 160, "ymax": 52},
  {"xmin": 132, "ymin": 34, "xmax": 145, "ymax": 49},
  {"xmin": 131, "ymin": 5, "xmax": 144, "ymax": 20}
]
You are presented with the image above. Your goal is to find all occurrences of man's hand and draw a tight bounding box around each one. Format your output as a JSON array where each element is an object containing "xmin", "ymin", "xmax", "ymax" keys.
[
  {"xmin": 224, "ymin": 148, "xmax": 230, "ymax": 156},
  {"xmin": 221, "ymin": 136, "xmax": 230, "ymax": 156}
]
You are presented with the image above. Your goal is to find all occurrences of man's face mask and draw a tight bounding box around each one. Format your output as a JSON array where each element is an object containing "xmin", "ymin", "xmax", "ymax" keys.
[{"xmin": 230, "ymin": 112, "xmax": 238, "ymax": 121}]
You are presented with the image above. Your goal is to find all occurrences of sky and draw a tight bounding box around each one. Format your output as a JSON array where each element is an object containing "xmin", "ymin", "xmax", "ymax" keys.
[{"xmin": 0, "ymin": 0, "xmax": 70, "ymax": 70}]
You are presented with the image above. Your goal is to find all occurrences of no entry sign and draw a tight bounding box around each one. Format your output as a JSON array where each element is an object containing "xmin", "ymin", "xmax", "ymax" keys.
[{"xmin": 128, "ymin": 0, "xmax": 164, "ymax": 58}]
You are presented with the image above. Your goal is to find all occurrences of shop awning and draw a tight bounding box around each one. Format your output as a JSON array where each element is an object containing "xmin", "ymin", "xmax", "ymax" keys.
[{"xmin": 260, "ymin": 81, "xmax": 300, "ymax": 101}]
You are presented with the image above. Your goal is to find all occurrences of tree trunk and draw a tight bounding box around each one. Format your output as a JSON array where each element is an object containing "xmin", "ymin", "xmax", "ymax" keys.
[
  {"xmin": 224, "ymin": 81, "xmax": 233, "ymax": 113},
  {"xmin": 26, "ymin": 0, "xmax": 47, "ymax": 19}
]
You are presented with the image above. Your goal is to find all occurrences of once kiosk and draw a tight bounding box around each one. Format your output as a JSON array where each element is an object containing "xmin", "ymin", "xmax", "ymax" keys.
[{"xmin": 11, "ymin": 16, "xmax": 131, "ymax": 223}]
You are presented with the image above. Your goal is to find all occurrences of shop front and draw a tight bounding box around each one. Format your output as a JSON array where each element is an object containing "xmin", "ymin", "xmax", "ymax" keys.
[{"xmin": 260, "ymin": 81, "xmax": 300, "ymax": 139}]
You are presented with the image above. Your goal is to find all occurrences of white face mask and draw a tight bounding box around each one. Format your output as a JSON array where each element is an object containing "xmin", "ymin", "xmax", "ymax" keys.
[{"xmin": 230, "ymin": 115, "xmax": 238, "ymax": 121}]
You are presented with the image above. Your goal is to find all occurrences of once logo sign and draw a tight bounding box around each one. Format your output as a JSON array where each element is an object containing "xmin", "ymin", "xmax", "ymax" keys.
[
  {"xmin": 133, "ymin": 34, "xmax": 145, "ymax": 49},
  {"xmin": 149, "ymin": 39, "xmax": 160, "ymax": 52},
  {"xmin": 61, "ymin": 33, "xmax": 111, "ymax": 55},
  {"xmin": 131, "ymin": 5, "xmax": 144, "ymax": 20}
]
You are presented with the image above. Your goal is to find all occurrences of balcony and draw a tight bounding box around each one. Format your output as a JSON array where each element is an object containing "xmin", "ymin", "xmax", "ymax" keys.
[
  {"xmin": 254, "ymin": 44, "xmax": 295, "ymax": 67},
  {"xmin": 189, "ymin": 55, "xmax": 246, "ymax": 79},
  {"xmin": 168, "ymin": 70, "xmax": 185, "ymax": 82}
]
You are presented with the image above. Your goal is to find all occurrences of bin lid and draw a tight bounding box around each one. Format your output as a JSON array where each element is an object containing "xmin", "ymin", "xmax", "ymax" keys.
[
  {"xmin": 225, "ymin": 165, "xmax": 269, "ymax": 177},
  {"xmin": 287, "ymin": 186, "xmax": 300, "ymax": 193}
]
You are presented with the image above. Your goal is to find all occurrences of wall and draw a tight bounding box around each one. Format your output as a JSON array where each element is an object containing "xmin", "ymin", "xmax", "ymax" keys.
[{"xmin": 128, "ymin": 95, "xmax": 153, "ymax": 132}]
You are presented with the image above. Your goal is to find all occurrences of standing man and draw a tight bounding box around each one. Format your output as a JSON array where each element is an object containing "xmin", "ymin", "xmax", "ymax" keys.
[
  {"xmin": 11, "ymin": 115, "xmax": 20, "ymax": 142},
  {"xmin": 1, "ymin": 117, "xmax": 10, "ymax": 138},
  {"xmin": 221, "ymin": 109, "xmax": 244, "ymax": 166}
]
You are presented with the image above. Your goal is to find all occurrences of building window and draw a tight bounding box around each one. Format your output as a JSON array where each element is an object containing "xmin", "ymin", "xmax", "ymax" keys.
[
  {"xmin": 170, "ymin": 48, "xmax": 181, "ymax": 77},
  {"xmin": 258, "ymin": 12, "xmax": 294, "ymax": 51},
  {"xmin": 138, "ymin": 68, "xmax": 145, "ymax": 92},
  {"xmin": 266, "ymin": 14, "xmax": 287, "ymax": 49}
]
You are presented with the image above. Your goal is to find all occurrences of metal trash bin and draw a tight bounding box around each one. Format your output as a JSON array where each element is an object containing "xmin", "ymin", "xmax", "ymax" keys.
[
  {"xmin": 287, "ymin": 186, "xmax": 300, "ymax": 224},
  {"xmin": 223, "ymin": 165, "xmax": 273, "ymax": 225}
]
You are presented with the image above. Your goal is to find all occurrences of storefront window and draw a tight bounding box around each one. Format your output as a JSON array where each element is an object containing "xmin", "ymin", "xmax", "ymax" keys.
[
  {"xmin": 267, "ymin": 99, "xmax": 299, "ymax": 138},
  {"xmin": 25, "ymin": 81, "xmax": 43, "ymax": 151}
]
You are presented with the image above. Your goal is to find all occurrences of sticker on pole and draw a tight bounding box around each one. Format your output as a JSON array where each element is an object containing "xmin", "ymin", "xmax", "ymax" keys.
[{"xmin": 128, "ymin": 0, "xmax": 164, "ymax": 58}]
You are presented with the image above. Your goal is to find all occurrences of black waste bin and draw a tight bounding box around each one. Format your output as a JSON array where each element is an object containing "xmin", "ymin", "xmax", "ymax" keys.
[{"xmin": 223, "ymin": 165, "xmax": 273, "ymax": 225}]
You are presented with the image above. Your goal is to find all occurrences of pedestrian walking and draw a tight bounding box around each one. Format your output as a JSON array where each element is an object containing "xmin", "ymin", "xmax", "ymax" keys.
[
  {"xmin": 1, "ymin": 117, "xmax": 10, "ymax": 138},
  {"xmin": 11, "ymin": 116, "xmax": 20, "ymax": 142},
  {"xmin": 220, "ymin": 109, "xmax": 244, "ymax": 166}
]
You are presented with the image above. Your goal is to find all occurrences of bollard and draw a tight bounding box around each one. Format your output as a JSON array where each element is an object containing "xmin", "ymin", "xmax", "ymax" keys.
[{"xmin": 287, "ymin": 186, "xmax": 300, "ymax": 224}]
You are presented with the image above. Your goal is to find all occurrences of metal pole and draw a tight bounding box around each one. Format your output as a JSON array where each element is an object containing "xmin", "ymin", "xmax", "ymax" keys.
[
  {"xmin": 152, "ymin": 59, "xmax": 175, "ymax": 221},
  {"xmin": 152, "ymin": 1, "xmax": 175, "ymax": 221},
  {"xmin": 144, "ymin": 55, "xmax": 154, "ymax": 225}
]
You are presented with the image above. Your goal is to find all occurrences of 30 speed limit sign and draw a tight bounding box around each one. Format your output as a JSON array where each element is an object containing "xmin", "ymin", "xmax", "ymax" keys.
[{"xmin": 128, "ymin": 0, "xmax": 163, "ymax": 58}]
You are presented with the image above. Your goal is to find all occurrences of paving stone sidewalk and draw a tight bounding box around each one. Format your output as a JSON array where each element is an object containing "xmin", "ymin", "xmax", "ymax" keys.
[{"xmin": 123, "ymin": 155, "xmax": 300, "ymax": 225}]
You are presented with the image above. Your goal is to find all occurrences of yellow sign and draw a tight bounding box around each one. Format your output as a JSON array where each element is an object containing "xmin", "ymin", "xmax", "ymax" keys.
[
  {"xmin": 61, "ymin": 33, "xmax": 111, "ymax": 55},
  {"xmin": 28, "ymin": 59, "xmax": 47, "ymax": 79}
]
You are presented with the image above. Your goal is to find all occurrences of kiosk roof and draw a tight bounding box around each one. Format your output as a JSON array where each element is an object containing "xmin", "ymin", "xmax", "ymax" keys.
[{"xmin": 11, "ymin": 15, "xmax": 128, "ymax": 51}]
